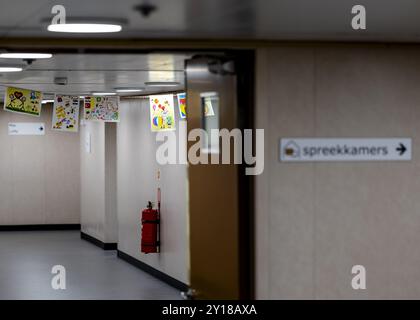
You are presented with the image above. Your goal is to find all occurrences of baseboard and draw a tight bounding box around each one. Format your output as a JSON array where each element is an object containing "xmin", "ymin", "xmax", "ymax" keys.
[
  {"xmin": 80, "ymin": 232, "xmax": 117, "ymax": 250},
  {"xmin": 0, "ymin": 224, "xmax": 81, "ymax": 231},
  {"xmin": 117, "ymin": 250, "xmax": 189, "ymax": 292}
]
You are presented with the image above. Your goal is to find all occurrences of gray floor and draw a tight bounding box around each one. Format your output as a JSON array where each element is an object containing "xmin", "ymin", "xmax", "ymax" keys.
[{"xmin": 0, "ymin": 231, "xmax": 181, "ymax": 300}]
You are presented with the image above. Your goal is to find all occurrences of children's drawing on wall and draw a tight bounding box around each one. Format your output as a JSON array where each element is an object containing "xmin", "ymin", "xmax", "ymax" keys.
[
  {"xmin": 84, "ymin": 96, "xmax": 120, "ymax": 122},
  {"xmin": 52, "ymin": 95, "xmax": 80, "ymax": 133},
  {"xmin": 149, "ymin": 94, "xmax": 176, "ymax": 132},
  {"xmin": 177, "ymin": 92, "xmax": 187, "ymax": 119},
  {"xmin": 4, "ymin": 87, "xmax": 43, "ymax": 117}
]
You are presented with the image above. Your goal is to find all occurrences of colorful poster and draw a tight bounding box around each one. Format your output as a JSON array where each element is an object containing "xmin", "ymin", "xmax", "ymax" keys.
[
  {"xmin": 177, "ymin": 93, "xmax": 187, "ymax": 119},
  {"xmin": 52, "ymin": 95, "xmax": 80, "ymax": 132},
  {"xmin": 84, "ymin": 96, "xmax": 119, "ymax": 122},
  {"xmin": 4, "ymin": 87, "xmax": 43, "ymax": 117},
  {"xmin": 149, "ymin": 95, "xmax": 176, "ymax": 132}
]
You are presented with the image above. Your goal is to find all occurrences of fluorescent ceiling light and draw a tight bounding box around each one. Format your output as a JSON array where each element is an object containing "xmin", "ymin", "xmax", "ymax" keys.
[
  {"xmin": 115, "ymin": 87, "xmax": 144, "ymax": 93},
  {"xmin": 145, "ymin": 81, "xmax": 181, "ymax": 87},
  {"xmin": 0, "ymin": 67, "xmax": 23, "ymax": 72},
  {"xmin": 42, "ymin": 99, "xmax": 54, "ymax": 104},
  {"xmin": 48, "ymin": 23, "xmax": 122, "ymax": 33},
  {"xmin": 92, "ymin": 92, "xmax": 117, "ymax": 96},
  {"xmin": 0, "ymin": 63, "xmax": 25, "ymax": 72},
  {"xmin": 0, "ymin": 53, "xmax": 52, "ymax": 59}
]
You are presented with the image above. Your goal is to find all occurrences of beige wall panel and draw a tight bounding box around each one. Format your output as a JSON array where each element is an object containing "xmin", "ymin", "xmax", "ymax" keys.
[
  {"xmin": 105, "ymin": 122, "xmax": 118, "ymax": 243},
  {"xmin": 255, "ymin": 48, "xmax": 270, "ymax": 299},
  {"xmin": 0, "ymin": 104, "xmax": 80, "ymax": 225},
  {"xmin": 44, "ymin": 108, "xmax": 81, "ymax": 224},
  {"xmin": 314, "ymin": 47, "xmax": 420, "ymax": 299},
  {"xmin": 80, "ymin": 121, "xmax": 106, "ymax": 241},
  {"xmin": 256, "ymin": 48, "xmax": 316, "ymax": 299},
  {"xmin": 11, "ymin": 135, "xmax": 46, "ymax": 224},
  {"xmin": 116, "ymin": 99, "xmax": 189, "ymax": 284},
  {"xmin": 256, "ymin": 45, "xmax": 420, "ymax": 299},
  {"xmin": 0, "ymin": 111, "xmax": 13, "ymax": 223}
]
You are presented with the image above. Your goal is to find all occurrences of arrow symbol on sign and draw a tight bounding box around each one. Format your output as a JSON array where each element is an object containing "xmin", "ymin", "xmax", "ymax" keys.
[{"xmin": 396, "ymin": 143, "xmax": 407, "ymax": 156}]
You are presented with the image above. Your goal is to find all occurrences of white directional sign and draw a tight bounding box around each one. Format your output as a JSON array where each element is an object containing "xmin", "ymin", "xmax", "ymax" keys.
[
  {"xmin": 8, "ymin": 123, "xmax": 45, "ymax": 136},
  {"xmin": 280, "ymin": 138, "xmax": 412, "ymax": 162}
]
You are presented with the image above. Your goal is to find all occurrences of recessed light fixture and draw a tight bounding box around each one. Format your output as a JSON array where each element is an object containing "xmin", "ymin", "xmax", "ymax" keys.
[
  {"xmin": 115, "ymin": 87, "xmax": 144, "ymax": 93},
  {"xmin": 48, "ymin": 23, "xmax": 122, "ymax": 33},
  {"xmin": 92, "ymin": 92, "xmax": 117, "ymax": 96},
  {"xmin": 145, "ymin": 81, "xmax": 181, "ymax": 87},
  {"xmin": 0, "ymin": 67, "xmax": 23, "ymax": 72},
  {"xmin": 0, "ymin": 64, "xmax": 25, "ymax": 72},
  {"xmin": 0, "ymin": 53, "xmax": 52, "ymax": 59},
  {"xmin": 44, "ymin": 17, "xmax": 126, "ymax": 33},
  {"xmin": 42, "ymin": 14, "xmax": 127, "ymax": 34}
]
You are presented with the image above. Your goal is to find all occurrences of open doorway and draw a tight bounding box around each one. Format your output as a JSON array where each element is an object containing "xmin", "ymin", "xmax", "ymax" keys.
[{"xmin": 0, "ymin": 49, "xmax": 254, "ymax": 300}]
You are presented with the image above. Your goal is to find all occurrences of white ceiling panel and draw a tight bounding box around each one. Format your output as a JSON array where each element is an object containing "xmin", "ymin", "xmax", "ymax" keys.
[
  {"xmin": 1, "ymin": 0, "xmax": 420, "ymax": 42},
  {"xmin": 11, "ymin": 54, "xmax": 187, "ymax": 71},
  {"xmin": 0, "ymin": 53, "xmax": 189, "ymax": 96}
]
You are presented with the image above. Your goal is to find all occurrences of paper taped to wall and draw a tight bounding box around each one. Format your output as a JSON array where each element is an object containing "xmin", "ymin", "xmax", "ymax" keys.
[
  {"xmin": 4, "ymin": 87, "xmax": 43, "ymax": 117},
  {"xmin": 149, "ymin": 94, "xmax": 176, "ymax": 132},
  {"xmin": 52, "ymin": 95, "xmax": 80, "ymax": 132},
  {"xmin": 84, "ymin": 96, "xmax": 120, "ymax": 122}
]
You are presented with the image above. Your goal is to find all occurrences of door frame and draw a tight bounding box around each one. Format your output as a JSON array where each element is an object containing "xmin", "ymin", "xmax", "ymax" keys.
[
  {"xmin": 235, "ymin": 50, "xmax": 255, "ymax": 300},
  {"xmin": 1, "ymin": 43, "xmax": 256, "ymax": 299}
]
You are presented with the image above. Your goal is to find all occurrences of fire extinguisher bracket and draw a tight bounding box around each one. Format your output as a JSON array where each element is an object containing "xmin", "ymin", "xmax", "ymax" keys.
[{"xmin": 141, "ymin": 219, "xmax": 160, "ymax": 223}]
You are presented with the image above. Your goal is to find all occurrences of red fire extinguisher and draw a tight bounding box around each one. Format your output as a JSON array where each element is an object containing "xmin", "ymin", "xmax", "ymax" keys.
[{"xmin": 141, "ymin": 195, "xmax": 160, "ymax": 254}]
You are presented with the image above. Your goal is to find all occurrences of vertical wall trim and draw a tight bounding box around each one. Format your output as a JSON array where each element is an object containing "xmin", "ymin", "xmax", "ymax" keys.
[
  {"xmin": 255, "ymin": 48, "xmax": 271, "ymax": 299},
  {"xmin": 312, "ymin": 47, "xmax": 318, "ymax": 300}
]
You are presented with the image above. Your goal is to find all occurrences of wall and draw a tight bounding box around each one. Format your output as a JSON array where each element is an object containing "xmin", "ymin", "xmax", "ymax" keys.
[
  {"xmin": 105, "ymin": 123, "xmax": 118, "ymax": 243},
  {"xmin": 256, "ymin": 45, "xmax": 420, "ymax": 299},
  {"xmin": 80, "ymin": 120, "xmax": 117, "ymax": 243},
  {"xmin": 117, "ymin": 98, "xmax": 189, "ymax": 285},
  {"xmin": 0, "ymin": 104, "xmax": 80, "ymax": 225}
]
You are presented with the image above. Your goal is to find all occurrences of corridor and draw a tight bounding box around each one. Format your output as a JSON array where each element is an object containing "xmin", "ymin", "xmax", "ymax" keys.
[{"xmin": 0, "ymin": 231, "xmax": 180, "ymax": 300}]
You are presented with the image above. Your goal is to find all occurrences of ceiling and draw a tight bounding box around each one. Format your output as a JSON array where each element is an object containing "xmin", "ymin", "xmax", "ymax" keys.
[
  {"xmin": 1, "ymin": 0, "xmax": 420, "ymax": 42},
  {"xmin": 0, "ymin": 53, "xmax": 189, "ymax": 98}
]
